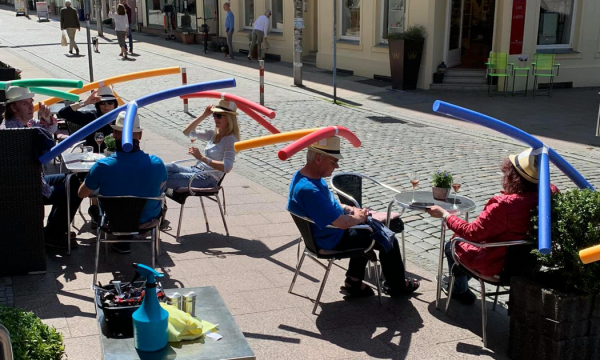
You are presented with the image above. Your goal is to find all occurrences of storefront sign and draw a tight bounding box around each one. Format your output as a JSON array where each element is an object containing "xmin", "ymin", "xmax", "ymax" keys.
[
  {"xmin": 509, "ymin": 0, "xmax": 526, "ymax": 55},
  {"xmin": 36, "ymin": 2, "xmax": 49, "ymax": 21}
]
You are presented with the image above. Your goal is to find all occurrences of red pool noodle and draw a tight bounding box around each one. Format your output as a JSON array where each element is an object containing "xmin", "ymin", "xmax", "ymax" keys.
[
  {"xmin": 236, "ymin": 103, "xmax": 280, "ymax": 134},
  {"xmin": 181, "ymin": 91, "xmax": 275, "ymax": 119},
  {"xmin": 277, "ymin": 126, "xmax": 361, "ymax": 161}
]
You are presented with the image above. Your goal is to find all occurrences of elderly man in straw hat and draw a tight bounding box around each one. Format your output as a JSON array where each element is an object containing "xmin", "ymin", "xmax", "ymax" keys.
[
  {"xmin": 78, "ymin": 111, "xmax": 167, "ymax": 254},
  {"xmin": 287, "ymin": 137, "xmax": 420, "ymax": 298},
  {"xmin": 1, "ymin": 86, "xmax": 57, "ymax": 133}
]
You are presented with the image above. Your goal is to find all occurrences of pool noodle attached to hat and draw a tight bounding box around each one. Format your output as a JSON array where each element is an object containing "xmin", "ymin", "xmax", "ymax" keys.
[
  {"xmin": 0, "ymin": 79, "xmax": 84, "ymax": 90},
  {"xmin": 29, "ymin": 87, "xmax": 80, "ymax": 102},
  {"xmin": 277, "ymin": 126, "xmax": 361, "ymax": 161},
  {"xmin": 580, "ymin": 244, "xmax": 600, "ymax": 264},
  {"xmin": 234, "ymin": 128, "xmax": 322, "ymax": 152},
  {"xmin": 39, "ymin": 78, "xmax": 236, "ymax": 163},
  {"xmin": 432, "ymin": 101, "xmax": 594, "ymax": 255}
]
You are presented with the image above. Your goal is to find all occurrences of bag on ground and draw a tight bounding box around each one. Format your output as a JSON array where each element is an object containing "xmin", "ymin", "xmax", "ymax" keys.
[{"xmin": 61, "ymin": 31, "xmax": 67, "ymax": 46}]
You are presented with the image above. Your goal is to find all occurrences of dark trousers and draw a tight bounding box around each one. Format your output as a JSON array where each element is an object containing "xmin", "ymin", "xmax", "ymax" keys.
[
  {"xmin": 42, "ymin": 174, "xmax": 83, "ymax": 236},
  {"xmin": 445, "ymin": 241, "xmax": 470, "ymax": 293},
  {"xmin": 334, "ymin": 228, "xmax": 407, "ymax": 291}
]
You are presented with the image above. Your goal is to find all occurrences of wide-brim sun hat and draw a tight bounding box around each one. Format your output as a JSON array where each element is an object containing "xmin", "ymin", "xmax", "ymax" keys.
[
  {"xmin": 509, "ymin": 148, "xmax": 539, "ymax": 184},
  {"xmin": 97, "ymin": 86, "xmax": 117, "ymax": 101},
  {"xmin": 4, "ymin": 86, "xmax": 35, "ymax": 104},
  {"xmin": 211, "ymin": 99, "xmax": 238, "ymax": 115},
  {"xmin": 308, "ymin": 136, "xmax": 343, "ymax": 160},
  {"xmin": 111, "ymin": 111, "xmax": 143, "ymax": 132}
]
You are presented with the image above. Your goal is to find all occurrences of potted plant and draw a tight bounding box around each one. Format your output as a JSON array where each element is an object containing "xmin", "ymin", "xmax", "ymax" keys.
[
  {"xmin": 181, "ymin": 31, "xmax": 195, "ymax": 45},
  {"xmin": 104, "ymin": 134, "xmax": 116, "ymax": 156},
  {"xmin": 431, "ymin": 170, "xmax": 452, "ymax": 201},
  {"xmin": 385, "ymin": 25, "xmax": 426, "ymax": 90},
  {"xmin": 508, "ymin": 189, "xmax": 600, "ymax": 360}
]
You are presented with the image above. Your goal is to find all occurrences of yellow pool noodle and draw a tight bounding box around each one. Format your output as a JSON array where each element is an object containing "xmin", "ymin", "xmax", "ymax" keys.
[
  {"xmin": 580, "ymin": 244, "xmax": 600, "ymax": 264},
  {"xmin": 234, "ymin": 128, "xmax": 322, "ymax": 152}
]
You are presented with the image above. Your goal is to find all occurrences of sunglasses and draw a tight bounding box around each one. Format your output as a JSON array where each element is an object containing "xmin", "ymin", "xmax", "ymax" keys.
[
  {"xmin": 212, "ymin": 113, "xmax": 224, "ymax": 119},
  {"xmin": 98, "ymin": 101, "xmax": 115, "ymax": 106}
]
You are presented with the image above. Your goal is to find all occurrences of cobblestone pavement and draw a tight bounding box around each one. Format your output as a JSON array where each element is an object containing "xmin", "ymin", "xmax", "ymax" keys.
[{"xmin": 2, "ymin": 7, "xmax": 600, "ymax": 290}]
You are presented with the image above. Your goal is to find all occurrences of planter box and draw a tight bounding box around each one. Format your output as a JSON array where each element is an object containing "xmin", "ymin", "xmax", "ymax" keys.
[
  {"xmin": 388, "ymin": 38, "xmax": 424, "ymax": 90},
  {"xmin": 508, "ymin": 276, "xmax": 600, "ymax": 360},
  {"xmin": 0, "ymin": 67, "xmax": 17, "ymax": 81},
  {"xmin": 181, "ymin": 33, "xmax": 195, "ymax": 45}
]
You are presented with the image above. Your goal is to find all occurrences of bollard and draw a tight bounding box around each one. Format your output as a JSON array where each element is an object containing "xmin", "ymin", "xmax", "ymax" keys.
[
  {"xmin": 182, "ymin": 68, "xmax": 188, "ymax": 112},
  {"xmin": 259, "ymin": 60, "xmax": 264, "ymax": 106}
]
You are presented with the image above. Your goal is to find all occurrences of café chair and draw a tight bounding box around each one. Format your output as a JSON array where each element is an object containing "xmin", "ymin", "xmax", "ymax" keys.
[
  {"xmin": 531, "ymin": 54, "xmax": 560, "ymax": 97},
  {"xmin": 92, "ymin": 195, "xmax": 165, "ymax": 288},
  {"xmin": 485, "ymin": 52, "xmax": 514, "ymax": 97},
  {"xmin": 288, "ymin": 212, "xmax": 381, "ymax": 315},
  {"xmin": 330, "ymin": 172, "xmax": 406, "ymax": 267},
  {"xmin": 444, "ymin": 237, "xmax": 537, "ymax": 348},
  {"xmin": 164, "ymin": 158, "xmax": 228, "ymax": 243}
]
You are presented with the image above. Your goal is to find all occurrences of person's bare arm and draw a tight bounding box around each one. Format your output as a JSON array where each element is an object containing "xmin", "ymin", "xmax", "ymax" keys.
[
  {"xmin": 182, "ymin": 105, "xmax": 212, "ymax": 135},
  {"xmin": 78, "ymin": 183, "xmax": 94, "ymax": 199},
  {"xmin": 332, "ymin": 208, "xmax": 368, "ymax": 229}
]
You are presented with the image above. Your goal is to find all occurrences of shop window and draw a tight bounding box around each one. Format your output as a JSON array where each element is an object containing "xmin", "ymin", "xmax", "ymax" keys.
[
  {"xmin": 537, "ymin": 0, "xmax": 577, "ymax": 48},
  {"xmin": 382, "ymin": 0, "xmax": 406, "ymax": 43},
  {"xmin": 340, "ymin": 0, "xmax": 360, "ymax": 40},
  {"xmin": 147, "ymin": 0, "xmax": 166, "ymax": 26},
  {"xmin": 243, "ymin": 0, "xmax": 254, "ymax": 29},
  {"xmin": 270, "ymin": 0, "xmax": 283, "ymax": 33}
]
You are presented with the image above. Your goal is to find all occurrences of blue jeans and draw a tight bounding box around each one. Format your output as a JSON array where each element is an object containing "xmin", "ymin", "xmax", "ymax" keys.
[
  {"xmin": 128, "ymin": 28, "xmax": 133, "ymax": 52},
  {"xmin": 165, "ymin": 163, "xmax": 218, "ymax": 189},
  {"xmin": 42, "ymin": 174, "xmax": 83, "ymax": 236},
  {"xmin": 445, "ymin": 241, "xmax": 471, "ymax": 294}
]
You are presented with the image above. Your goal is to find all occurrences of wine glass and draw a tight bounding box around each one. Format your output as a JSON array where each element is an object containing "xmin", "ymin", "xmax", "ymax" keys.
[
  {"xmin": 95, "ymin": 132, "xmax": 104, "ymax": 154},
  {"xmin": 408, "ymin": 171, "xmax": 419, "ymax": 204},
  {"xmin": 452, "ymin": 175, "xmax": 462, "ymax": 209},
  {"xmin": 188, "ymin": 130, "xmax": 198, "ymax": 148}
]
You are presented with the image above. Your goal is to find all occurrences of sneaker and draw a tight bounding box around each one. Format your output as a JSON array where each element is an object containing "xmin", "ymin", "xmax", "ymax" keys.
[
  {"xmin": 69, "ymin": 50, "xmax": 73, "ymax": 54},
  {"xmin": 111, "ymin": 243, "xmax": 132, "ymax": 254},
  {"xmin": 247, "ymin": 56, "xmax": 252, "ymax": 61},
  {"xmin": 75, "ymin": 48, "xmax": 79, "ymax": 55},
  {"xmin": 452, "ymin": 289, "xmax": 477, "ymax": 305}
]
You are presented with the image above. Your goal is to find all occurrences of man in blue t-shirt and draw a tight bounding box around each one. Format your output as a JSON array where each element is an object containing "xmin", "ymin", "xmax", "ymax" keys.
[
  {"xmin": 287, "ymin": 136, "xmax": 419, "ymax": 298},
  {"xmin": 78, "ymin": 112, "xmax": 167, "ymax": 254}
]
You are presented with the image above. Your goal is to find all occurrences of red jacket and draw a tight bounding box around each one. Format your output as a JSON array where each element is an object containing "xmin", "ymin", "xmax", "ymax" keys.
[{"xmin": 447, "ymin": 184, "xmax": 559, "ymax": 276}]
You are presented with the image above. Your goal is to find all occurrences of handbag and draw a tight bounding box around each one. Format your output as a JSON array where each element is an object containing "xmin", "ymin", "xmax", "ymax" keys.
[
  {"xmin": 61, "ymin": 31, "xmax": 67, "ymax": 46},
  {"xmin": 366, "ymin": 216, "xmax": 396, "ymax": 253}
]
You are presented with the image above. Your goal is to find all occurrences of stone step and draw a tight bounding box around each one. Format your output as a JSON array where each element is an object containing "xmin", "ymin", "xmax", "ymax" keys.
[
  {"xmin": 430, "ymin": 83, "xmax": 488, "ymax": 91},
  {"xmin": 445, "ymin": 69, "xmax": 487, "ymax": 78},
  {"xmin": 443, "ymin": 76, "xmax": 487, "ymax": 85}
]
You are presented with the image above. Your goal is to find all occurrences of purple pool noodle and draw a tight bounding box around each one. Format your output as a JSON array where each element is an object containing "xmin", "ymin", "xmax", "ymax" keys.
[{"xmin": 122, "ymin": 101, "xmax": 138, "ymax": 152}]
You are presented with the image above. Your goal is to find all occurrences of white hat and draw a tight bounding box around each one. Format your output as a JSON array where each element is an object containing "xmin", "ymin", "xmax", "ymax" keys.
[
  {"xmin": 111, "ymin": 111, "xmax": 143, "ymax": 132},
  {"xmin": 211, "ymin": 99, "xmax": 238, "ymax": 115},
  {"xmin": 308, "ymin": 136, "xmax": 343, "ymax": 160},
  {"xmin": 97, "ymin": 86, "xmax": 117, "ymax": 101},
  {"xmin": 4, "ymin": 86, "xmax": 35, "ymax": 104}
]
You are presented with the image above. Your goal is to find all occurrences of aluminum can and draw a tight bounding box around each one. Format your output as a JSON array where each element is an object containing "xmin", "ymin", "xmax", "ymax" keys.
[
  {"xmin": 183, "ymin": 291, "xmax": 196, "ymax": 317},
  {"xmin": 167, "ymin": 292, "xmax": 183, "ymax": 310}
]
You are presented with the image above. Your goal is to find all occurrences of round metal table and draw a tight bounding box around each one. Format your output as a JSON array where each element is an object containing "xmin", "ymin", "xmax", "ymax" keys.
[{"xmin": 386, "ymin": 190, "xmax": 476, "ymax": 309}]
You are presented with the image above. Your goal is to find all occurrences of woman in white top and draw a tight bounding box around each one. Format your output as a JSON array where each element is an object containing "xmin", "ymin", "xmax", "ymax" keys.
[
  {"xmin": 166, "ymin": 100, "xmax": 241, "ymax": 189},
  {"xmin": 109, "ymin": 4, "xmax": 129, "ymax": 59}
]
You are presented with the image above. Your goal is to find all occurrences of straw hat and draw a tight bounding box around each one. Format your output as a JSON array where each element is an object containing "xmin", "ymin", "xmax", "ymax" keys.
[
  {"xmin": 509, "ymin": 148, "xmax": 539, "ymax": 184},
  {"xmin": 97, "ymin": 86, "xmax": 117, "ymax": 101},
  {"xmin": 308, "ymin": 136, "xmax": 343, "ymax": 160},
  {"xmin": 4, "ymin": 86, "xmax": 35, "ymax": 104},
  {"xmin": 111, "ymin": 111, "xmax": 143, "ymax": 132},
  {"xmin": 211, "ymin": 99, "xmax": 238, "ymax": 115}
]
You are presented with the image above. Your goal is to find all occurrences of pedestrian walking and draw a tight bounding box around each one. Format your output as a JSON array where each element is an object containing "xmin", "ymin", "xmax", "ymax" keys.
[
  {"xmin": 120, "ymin": 0, "xmax": 134, "ymax": 54},
  {"xmin": 249, "ymin": 10, "xmax": 270, "ymax": 61},
  {"xmin": 223, "ymin": 2, "xmax": 234, "ymax": 60},
  {"xmin": 109, "ymin": 4, "xmax": 130, "ymax": 59},
  {"xmin": 60, "ymin": 0, "xmax": 80, "ymax": 55}
]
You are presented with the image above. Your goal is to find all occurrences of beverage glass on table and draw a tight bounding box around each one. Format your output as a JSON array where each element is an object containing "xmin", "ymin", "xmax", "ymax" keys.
[
  {"xmin": 452, "ymin": 175, "xmax": 462, "ymax": 209},
  {"xmin": 408, "ymin": 171, "xmax": 419, "ymax": 204},
  {"xmin": 83, "ymin": 146, "xmax": 94, "ymax": 160},
  {"xmin": 95, "ymin": 132, "xmax": 105, "ymax": 153},
  {"xmin": 188, "ymin": 131, "xmax": 198, "ymax": 148}
]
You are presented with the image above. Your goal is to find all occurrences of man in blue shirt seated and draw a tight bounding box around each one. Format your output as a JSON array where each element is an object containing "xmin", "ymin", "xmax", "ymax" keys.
[
  {"xmin": 78, "ymin": 111, "xmax": 167, "ymax": 253},
  {"xmin": 287, "ymin": 136, "xmax": 419, "ymax": 297}
]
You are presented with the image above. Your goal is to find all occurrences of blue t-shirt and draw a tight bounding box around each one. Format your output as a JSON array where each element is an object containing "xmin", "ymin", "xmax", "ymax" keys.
[
  {"xmin": 85, "ymin": 151, "xmax": 168, "ymax": 224},
  {"xmin": 225, "ymin": 11, "xmax": 234, "ymax": 32},
  {"xmin": 287, "ymin": 171, "xmax": 344, "ymax": 250}
]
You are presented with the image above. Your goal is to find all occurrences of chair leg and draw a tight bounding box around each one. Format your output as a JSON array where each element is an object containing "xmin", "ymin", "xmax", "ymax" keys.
[
  {"xmin": 200, "ymin": 197, "xmax": 210, "ymax": 232},
  {"xmin": 366, "ymin": 260, "xmax": 372, "ymax": 279},
  {"xmin": 492, "ymin": 285, "xmax": 500, "ymax": 311},
  {"xmin": 401, "ymin": 231, "xmax": 406, "ymax": 268},
  {"xmin": 176, "ymin": 203, "xmax": 185, "ymax": 243},
  {"xmin": 216, "ymin": 194, "xmax": 229, "ymax": 236},
  {"xmin": 93, "ymin": 231, "xmax": 102, "ymax": 289},
  {"xmin": 503, "ymin": 76, "xmax": 508, "ymax": 97},
  {"xmin": 289, "ymin": 252, "xmax": 306, "ymax": 293},
  {"xmin": 533, "ymin": 75, "xmax": 538, "ymax": 97},
  {"xmin": 221, "ymin": 188, "xmax": 227, "ymax": 215},
  {"xmin": 445, "ymin": 272, "xmax": 456, "ymax": 314},
  {"xmin": 313, "ymin": 259, "xmax": 334, "ymax": 315},
  {"xmin": 373, "ymin": 260, "xmax": 382, "ymax": 305},
  {"xmin": 479, "ymin": 278, "xmax": 488, "ymax": 348},
  {"xmin": 487, "ymin": 76, "xmax": 492, "ymax": 97},
  {"xmin": 104, "ymin": 232, "xmax": 109, "ymax": 262},
  {"xmin": 549, "ymin": 75, "xmax": 555, "ymax": 97},
  {"xmin": 151, "ymin": 228, "xmax": 156, "ymax": 269}
]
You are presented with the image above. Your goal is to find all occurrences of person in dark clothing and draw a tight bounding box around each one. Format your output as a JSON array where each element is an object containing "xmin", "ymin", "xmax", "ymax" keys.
[
  {"xmin": 57, "ymin": 86, "xmax": 118, "ymax": 152},
  {"xmin": 120, "ymin": 0, "xmax": 134, "ymax": 53}
]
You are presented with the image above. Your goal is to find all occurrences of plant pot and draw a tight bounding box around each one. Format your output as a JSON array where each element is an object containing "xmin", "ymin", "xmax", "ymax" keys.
[
  {"xmin": 432, "ymin": 187, "xmax": 451, "ymax": 201},
  {"xmin": 433, "ymin": 72, "xmax": 444, "ymax": 84},
  {"xmin": 104, "ymin": 149, "xmax": 115, "ymax": 156},
  {"xmin": 388, "ymin": 38, "xmax": 424, "ymax": 90},
  {"xmin": 181, "ymin": 33, "xmax": 195, "ymax": 45}
]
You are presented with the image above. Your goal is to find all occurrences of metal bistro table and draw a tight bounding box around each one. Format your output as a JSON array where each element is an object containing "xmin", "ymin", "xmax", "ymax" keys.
[
  {"xmin": 97, "ymin": 286, "xmax": 256, "ymax": 360},
  {"xmin": 387, "ymin": 190, "xmax": 476, "ymax": 309},
  {"xmin": 61, "ymin": 151, "xmax": 106, "ymax": 255}
]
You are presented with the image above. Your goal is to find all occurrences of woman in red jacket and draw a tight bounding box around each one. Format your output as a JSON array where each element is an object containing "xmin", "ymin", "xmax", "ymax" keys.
[{"xmin": 426, "ymin": 148, "xmax": 558, "ymax": 304}]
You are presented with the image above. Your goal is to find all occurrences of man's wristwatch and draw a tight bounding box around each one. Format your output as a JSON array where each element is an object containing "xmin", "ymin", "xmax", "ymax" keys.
[{"xmin": 78, "ymin": 100, "xmax": 86, "ymax": 107}]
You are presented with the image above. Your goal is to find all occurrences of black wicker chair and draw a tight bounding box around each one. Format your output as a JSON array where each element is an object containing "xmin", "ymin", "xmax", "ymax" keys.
[
  {"xmin": 331, "ymin": 172, "xmax": 406, "ymax": 266},
  {"xmin": 288, "ymin": 212, "xmax": 381, "ymax": 315},
  {"xmin": 445, "ymin": 237, "xmax": 537, "ymax": 347},
  {"xmin": 165, "ymin": 160, "xmax": 228, "ymax": 242},
  {"xmin": 0, "ymin": 128, "xmax": 46, "ymax": 275},
  {"xmin": 93, "ymin": 195, "xmax": 164, "ymax": 287}
]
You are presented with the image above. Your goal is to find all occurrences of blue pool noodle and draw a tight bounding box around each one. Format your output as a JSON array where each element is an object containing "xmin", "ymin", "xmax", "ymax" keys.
[
  {"xmin": 122, "ymin": 101, "xmax": 138, "ymax": 152},
  {"xmin": 39, "ymin": 78, "xmax": 236, "ymax": 164},
  {"xmin": 538, "ymin": 151, "xmax": 551, "ymax": 254}
]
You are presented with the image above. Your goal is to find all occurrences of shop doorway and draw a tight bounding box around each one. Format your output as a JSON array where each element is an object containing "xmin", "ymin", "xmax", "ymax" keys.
[
  {"xmin": 445, "ymin": 0, "xmax": 495, "ymax": 68},
  {"xmin": 198, "ymin": 0, "xmax": 218, "ymax": 35}
]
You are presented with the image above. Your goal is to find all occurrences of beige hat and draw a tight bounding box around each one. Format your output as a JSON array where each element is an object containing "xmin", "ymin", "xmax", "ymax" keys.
[
  {"xmin": 97, "ymin": 86, "xmax": 117, "ymax": 101},
  {"xmin": 308, "ymin": 136, "xmax": 343, "ymax": 160},
  {"xmin": 509, "ymin": 148, "xmax": 539, "ymax": 184},
  {"xmin": 211, "ymin": 99, "xmax": 238, "ymax": 115},
  {"xmin": 111, "ymin": 111, "xmax": 143, "ymax": 132},
  {"xmin": 4, "ymin": 86, "xmax": 35, "ymax": 104}
]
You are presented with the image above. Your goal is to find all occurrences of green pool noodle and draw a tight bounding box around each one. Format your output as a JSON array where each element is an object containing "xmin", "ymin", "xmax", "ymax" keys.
[
  {"xmin": 0, "ymin": 79, "xmax": 84, "ymax": 90},
  {"xmin": 29, "ymin": 87, "xmax": 80, "ymax": 102}
]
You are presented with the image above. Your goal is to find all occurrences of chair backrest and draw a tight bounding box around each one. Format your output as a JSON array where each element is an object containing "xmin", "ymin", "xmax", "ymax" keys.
[
  {"xmin": 0, "ymin": 129, "xmax": 46, "ymax": 275},
  {"xmin": 499, "ymin": 243, "xmax": 539, "ymax": 284},
  {"xmin": 97, "ymin": 196, "xmax": 152, "ymax": 233},
  {"xmin": 66, "ymin": 120, "xmax": 86, "ymax": 135},
  {"xmin": 488, "ymin": 52, "xmax": 509, "ymax": 72},
  {"xmin": 331, "ymin": 174, "xmax": 362, "ymax": 208},
  {"xmin": 289, "ymin": 213, "xmax": 320, "ymax": 255},
  {"xmin": 534, "ymin": 54, "xmax": 555, "ymax": 71}
]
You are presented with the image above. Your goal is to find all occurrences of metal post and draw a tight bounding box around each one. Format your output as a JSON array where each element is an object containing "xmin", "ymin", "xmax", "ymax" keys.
[
  {"xmin": 293, "ymin": 0, "xmax": 303, "ymax": 86},
  {"xmin": 86, "ymin": 16, "xmax": 94, "ymax": 82},
  {"xmin": 182, "ymin": 68, "xmax": 188, "ymax": 112},
  {"xmin": 259, "ymin": 60, "xmax": 264, "ymax": 106},
  {"xmin": 333, "ymin": 0, "xmax": 337, "ymax": 104},
  {"xmin": 96, "ymin": 0, "xmax": 103, "ymax": 36}
]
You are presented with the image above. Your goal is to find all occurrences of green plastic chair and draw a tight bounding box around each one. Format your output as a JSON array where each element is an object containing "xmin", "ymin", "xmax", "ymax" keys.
[
  {"xmin": 531, "ymin": 54, "xmax": 561, "ymax": 97},
  {"xmin": 485, "ymin": 52, "xmax": 514, "ymax": 97}
]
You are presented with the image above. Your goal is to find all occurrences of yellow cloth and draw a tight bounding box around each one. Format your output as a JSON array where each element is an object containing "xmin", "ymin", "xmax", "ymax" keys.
[{"xmin": 160, "ymin": 303, "xmax": 218, "ymax": 342}]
